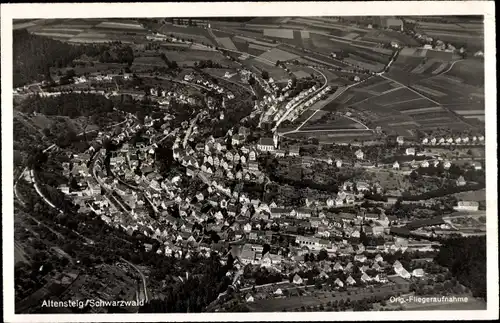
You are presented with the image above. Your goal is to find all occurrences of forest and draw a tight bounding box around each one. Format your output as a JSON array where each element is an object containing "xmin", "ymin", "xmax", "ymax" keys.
[
  {"xmin": 13, "ymin": 30, "xmax": 109, "ymax": 87},
  {"xmin": 434, "ymin": 236, "xmax": 486, "ymax": 300}
]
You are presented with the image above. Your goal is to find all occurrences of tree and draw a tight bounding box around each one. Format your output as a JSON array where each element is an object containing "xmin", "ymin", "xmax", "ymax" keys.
[
  {"xmin": 261, "ymin": 70, "xmax": 270, "ymax": 80},
  {"xmin": 317, "ymin": 249, "xmax": 328, "ymax": 261}
]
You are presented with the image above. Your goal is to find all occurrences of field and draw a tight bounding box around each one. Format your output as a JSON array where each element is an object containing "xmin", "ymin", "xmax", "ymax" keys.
[
  {"xmin": 441, "ymin": 59, "xmax": 484, "ymax": 87},
  {"xmin": 215, "ymin": 37, "xmax": 238, "ymax": 50},
  {"xmin": 302, "ymin": 115, "xmax": 368, "ymax": 131},
  {"xmin": 263, "ymin": 29, "xmax": 295, "ymax": 39},
  {"xmin": 159, "ymin": 49, "xmax": 240, "ymax": 68},
  {"xmin": 257, "ymin": 48, "xmax": 300, "ymax": 64},
  {"xmin": 158, "ymin": 23, "xmax": 217, "ymax": 46},
  {"xmin": 286, "ymin": 129, "xmax": 374, "ymax": 143},
  {"xmin": 132, "ymin": 56, "xmax": 166, "ymax": 67}
]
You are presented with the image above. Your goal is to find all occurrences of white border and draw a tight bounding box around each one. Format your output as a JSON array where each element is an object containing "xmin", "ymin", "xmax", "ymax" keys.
[{"xmin": 1, "ymin": 2, "xmax": 497, "ymax": 322}]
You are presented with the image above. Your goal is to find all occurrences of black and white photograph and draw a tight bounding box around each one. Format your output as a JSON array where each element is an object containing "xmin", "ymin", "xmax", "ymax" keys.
[{"xmin": 2, "ymin": 1, "xmax": 498, "ymax": 322}]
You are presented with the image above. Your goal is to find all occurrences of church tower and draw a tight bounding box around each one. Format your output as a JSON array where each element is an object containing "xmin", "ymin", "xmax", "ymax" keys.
[{"xmin": 273, "ymin": 132, "xmax": 279, "ymax": 149}]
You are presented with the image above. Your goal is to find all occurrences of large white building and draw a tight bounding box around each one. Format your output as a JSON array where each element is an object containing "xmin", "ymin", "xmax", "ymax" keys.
[
  {"xmin": 257, "ymin": 137, "xmax": 275, "ymax": 152},
  {"xmin": 453, "ymin": 201, "xmax": 479, "ymax": 212}
]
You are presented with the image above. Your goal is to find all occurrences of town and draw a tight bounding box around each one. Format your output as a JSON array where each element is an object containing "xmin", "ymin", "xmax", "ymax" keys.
[{"xmin": 12, "ymin": 15, "xmax": 487, "ymax": 314}]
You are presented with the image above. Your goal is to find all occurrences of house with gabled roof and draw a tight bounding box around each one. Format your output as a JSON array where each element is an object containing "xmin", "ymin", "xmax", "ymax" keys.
[
  {"xmin": 361, "ymin": 273, "xmax": 371, "ymax": 283},
  {"xmin": 346, "ymin": 275, "xmax": 356, "ymax": 285},
  {"xmin": 334, "ymin": 278, "xmax": 344, "ymax": 287},
  {"xmin": 293, "ymin": 274, "xmax": 303, "ymax": 285}
]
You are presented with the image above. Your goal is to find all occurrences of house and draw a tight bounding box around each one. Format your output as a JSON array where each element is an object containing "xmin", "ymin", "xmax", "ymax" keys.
[
  {"xmin": 336, "ymin": 160, "xmax": 343, "ymax": 168},
  {"xmin": 257, "ymin": 138, "xmax": 275, "ymax": 152},
  {"xmin": 318, "ymin": 271, "xmax": 329, "ymax": 279},
  {"xmin": 412, "ymin": 268, "xmax": 425, "ymax": 278},
  {"xmin": 361, "ymin": 273, "xmax": 371, "ymax": 283},
  {"xmin": 420, "ymin": 160, "xmax": 429, "ymax": 168},
  {"xmin": 456, "ymin": 175, "xmax": 467, "ymax": 186},
  {"xmin": 422, "ymin": 138, "xmax": 429, "ymax": 145},
  {"xmin": 245, "ymin": 294, "xmax": 254, "ymax": 303},
  {"xmin": 395, "ymin": 266, "xmax": 411, "ymax": 279},
  {"xmin": 274, "ymin": 288, "xmax": 283, "ymax": 296},
  {"xmin": 346, "ymin": 276, "xmax": 356, "ymax": 285},
  {"xmin": 443, "ymin": 160, "xmax": 451, "ymax": 170},
  {"xmin": 334, "ymin": 278, "xmax": 344, "ymax": 287},
  {"xmin": 295, "ymin": 208, "xmax": 312, "ymax": 219},
  {"xmin": 333, "ymin": 262, "xmax": 343, "ymax": 271},
  {"xmin": 355, "ymin": 149, "xmax": 364, "ymax": 160},
  {"xmin": 396, "ymin": 136, "xmax": 404, "ymax": 145},
  {"xmin": 375, "ymin": 254, "xmax": 384, "ymax": 263},
  {"xmin": 288, "ymin": 145, "xmax": 300, "ymax": 157},
  {"xmin": 249, "ymin": 150, "xmax": 257, "ymax": 161},
  {"xmin": 405, "ymin": 148, "xmax": 415, "ymax": 156},
  {"xmin": 453, "ymin": 201, "xmax": 479, "ymax": 211},
  {"xmin": 393, "ymin": 260, "xmax": 403, "ymax": 269},
  {"xmin": 393, "ymin": 161, "xmax": 400, "ymax": 170},
  {"xmin": 293, "ymin": 274, "xmax": 303, "ymax": 285},
  {"xmin": 232, "ymin": 134, "xmax": 244, "ymax": 146},
  {"xmin": 372, "ymin": 263, "xmax": 382, "ymax": 272},
  {"xmin": 374, "ymin": 274, "xmax": 388, "ymax": 283},
  {"xmin": 354, "ymin": 254, "xmax": 367, "ymax": 263}
]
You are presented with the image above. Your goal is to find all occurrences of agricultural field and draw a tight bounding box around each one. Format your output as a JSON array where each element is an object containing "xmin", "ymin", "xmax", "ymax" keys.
[
  {"xmin": 242, "ymin": 59, "xmax": 289, "ymax": 81},
  {"xmin": 440, "ymin": 59, "xmax": 484, "ymax": 87},
  {"xmin": 159, "ymin": 49, "xmax": 240, "ymax": 68},
  {"xmin": 132, "ymin": 56, "xmax": 166, "ymax": 67},
  {"xmin": 215, "ymin": 37, "xmax": 238, "ymax": 50},
  {"xmin": 263, "ymin": 28, "xmax": 295, "ymax": 39},
  {"xmin": 257, "ymin": 48, "xmax": 300, "ymax": 64},
  {"xmin": 286, "ymin": 129, "xmax": 375, "ymax": 144},
  {"xmin": 302, "ymin": 115, "xmax": 368, "ymax": 131}
]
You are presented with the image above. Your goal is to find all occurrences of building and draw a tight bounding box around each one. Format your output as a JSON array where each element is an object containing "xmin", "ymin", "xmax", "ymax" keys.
[
  {"xmin": 453, "ymin": 201, "xmax": 479, "ymax": 212},
  {"xmin": 412, "ymin": 268, "xmax": 425, "ymax": 278},
  {"xmin": 257, "ymin": 138, "xmax": 275, "ymax": 152},
  {"xmin": 355, "ymin": 149, "xmax": 364, "ymax": 160},
  {"xmin": 393, "ymin": 161, "xmax": 400, "ymax": 170},
  {"xmin": 396, "ymin": 136, "xmax": 404, "ymax": 145},
  {"xmin": 472, "ymin": 162, "xmax": 482, "ymax": 170},
  {"xmin": 384, "ymin": 17, "xmax": 404, "ymax": 31},
  {"xmin": 293, "ymin": 274, "xmax": 303, "ymax": 285},
  {"xmin": 405, "ymin": 148, "xmax": 415, "ymax": 156},
  {"xmin": 456, "ymin": 176, "xmax": 467, "ymax": 186}
]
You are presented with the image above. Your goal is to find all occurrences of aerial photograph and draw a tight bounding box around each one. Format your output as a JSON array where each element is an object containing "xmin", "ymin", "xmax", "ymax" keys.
[{"xmin": 11, "ymin": 15, "xmax": 488, "ymax": 314}]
